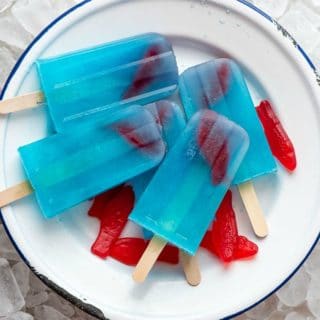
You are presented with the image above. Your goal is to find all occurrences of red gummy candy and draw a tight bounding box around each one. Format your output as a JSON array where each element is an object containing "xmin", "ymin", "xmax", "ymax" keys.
[
  {"xmin": 202, "ymin": 233, "xmax": 258, "ymax": 261},
  {"xmin": 234, "ymin": 236, "xmax": 259, "ymax": 260},
  {"xmin": 110, "ymin": 238, "xmax": 147, "ymax": 266},
  {"xmin": 200, "ymin": 191, "xmax": 259, "ymax": 263},
  {"xmin": 91, "ymin": 185, "xmax": 135, "ymax": 259},
  {"xmin": 256, "ymin": 100, "xmax": 296, "ymax": 171},
  {"xmin": 211, "ymin": 191, "xmax": 237, "ymax": 262},
  {"xmin": 110, "ymin": 238, "xmax": 179, "ymax": 266},
  {"xmin": 201, "ymin": 231, "xmax": 214, "ymax": 252},
  {"xmin": 88, "ymin": 185, "xmax": 124, "ymax": 219},
  {"xmin": 158, "ymin": 244, "xmax": 179, "ymax": 265},
  {"xmin": 198, "ymin": 111, "xmax": 230, "ymax": 184}
]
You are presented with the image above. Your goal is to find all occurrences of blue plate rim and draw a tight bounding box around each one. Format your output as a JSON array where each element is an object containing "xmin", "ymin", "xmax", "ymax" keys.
[{"xmin": 0, "ymin": 0, "xmax": 319, "ymax": 319}]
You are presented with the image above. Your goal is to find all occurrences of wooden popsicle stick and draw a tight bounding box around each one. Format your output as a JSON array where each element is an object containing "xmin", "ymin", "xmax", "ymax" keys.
[
  {"xmin": 0, "ymin": 181, "xmax": 33, "ymax": 208},
  {"xmin": 238, "ymin": 181, "xmax": 268, "ymax": 238},
  {"xmin": 180, "ymin": 251, "xmax": 201, "ymax": 286},
  {"xmin": 133, "ymin": 235, "xmax": 167, "ymax": 283},
  {"xmin": 0, "ymin": 91, "xmax": 45, "ymax": 114}
]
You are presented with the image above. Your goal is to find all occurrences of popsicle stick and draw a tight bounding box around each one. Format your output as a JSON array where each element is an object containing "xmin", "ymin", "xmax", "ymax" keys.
[
  {"xmin": 0, "ymin": 181, "xmax": 33, "ymax": 208},
  {"xmin": 238, "ymin": 181, "xmax": 268, "ymax": 238},
  {"xmin": 180, "ymin": 251, "xmax": 201, "ymax": 286},
  {"xmin": 133, "ymin": 235, "xmax": 167, "ymax": 283},
  {"xmin": 0, "ymin": 91, "xmax": 45, "ymax": 114}
]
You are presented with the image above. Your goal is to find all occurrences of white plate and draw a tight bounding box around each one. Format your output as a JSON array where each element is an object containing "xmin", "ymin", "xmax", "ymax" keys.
[{"xmin": 1, "ymin": 1, "xmax": 320, "ymax": 319}]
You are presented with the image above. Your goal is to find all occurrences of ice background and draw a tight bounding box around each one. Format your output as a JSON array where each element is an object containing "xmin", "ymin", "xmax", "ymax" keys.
[{"xmin": 0, "ymin": 0, "xmax": 320, "ymax": 319}]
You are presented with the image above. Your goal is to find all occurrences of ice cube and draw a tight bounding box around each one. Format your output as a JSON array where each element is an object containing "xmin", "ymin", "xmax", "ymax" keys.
[
  {"xmin": 250, "ymin": 0, "xmax": 289, "ymax": 19},
  {"xmin": 11, "ymin": 0, "xmax": 56, "ymax": 35},
  {"xmin": 233, "ymin": 315, "xmax": 247, "ymax": 320},
  {"xmin": 11, "ymin": 0, "xmax": 75, "ymax": 36},
  {"xmin": 305, "ymin": 244, "xmax": 320, "ymax": 276},
  {"xmin": 46, "ymin": 293, "xmax": 75, "ymax": 318},
  {"xmin": 0, "ymin": 12, "xmax": 33, "ymax": 49},
  {"xmin": 307, "ymin": 298, "xmax": 320, "ymax": 318},
  {"xmin": 0, "ymin": 0, "xmax": 14, "ymax": 13},
  {"xmin": 278, "ymin": 7, "xmax": 320, "ymax": 52},
  {"xmin": 26, "ymin": 273, "xmax": 48, "ymax": 308},
  {"xmin": 29, "ymin": 272, "xmax": 48, "ymax": 294},
  {"xmin": 26, "ymin": 291, "xmax": 49, "ymax": 308},
  {"xmin": 50, "ymin": 0, "xmax": 76, "ymax": 11},
  {"xmin": 73, "ymin": 308, "xmax": 96, "ymax": 320},
  {"xmin": 33, "ymin": 305, "xmax": 71, "ymax": 320},
  {"xmin": 0, "ymin": 225, "xmax": 20, "ymax": 261},
  {"xmin": 276, "ymin": 268, "xmax": 310, "ymax": 307},
  {"xmin": 267, "ymin": 311, "xmax": 286, "ymax": 320},
  {"xmin": 12, "ymin": 262, "xmax": 30, "ymax": 298},
  {"xmin": 290, "ymin": 1, "xmax": 320, "ymax": 28},
  {"xmin": 277, "ymin": 301, "xmax": 291, "ymax": 312},
  {"xmin": 4, "ymin": 312, "xmax": 33, "ymax": 320},
  {"xmin": 307, "ymin": 276, "xmax": 320, "ymax": 299},
  {"xmin": 306, "ymin": 0, "xmax": 320, "ymax": 11},
  {"xmin": 307, "ymin": 277, "xmax": 320, "ymax": 317},
  {"xmin": 284, "ymin": 311, "xmax": 314, "ymax": 320},
  {"xmin": 245, "ymin": 295, "xmax": 279, "ymax": 319},
  {"xmin": 0, "ymin": 46, "xmax": 16, "ymax": 92},
  {"xmin": 0, "ymin": 258, "xmax": 25, "ymax": 316}
]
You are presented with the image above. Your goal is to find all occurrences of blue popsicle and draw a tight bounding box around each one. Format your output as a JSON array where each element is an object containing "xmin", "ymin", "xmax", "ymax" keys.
[
  {"xmin": 36, "ymin": 33, "xmax": 178, "ymax": 132},
  {"xmin": 19, "ymin": 107, "xmax": 166, "ymax": 218},
  {"xmin": 179, "ymin": 59, "xmax": 277, "ymax": 185},
  {"xmin": 130, "ymin": 110, "xmax": 249, "ymax": 255},
  {"xmin": 127, "ymin": 101, "xmax": 186, "ymax": 239}
]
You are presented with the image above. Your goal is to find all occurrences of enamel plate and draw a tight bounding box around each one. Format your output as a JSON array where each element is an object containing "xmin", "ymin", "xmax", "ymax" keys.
[{"xmin": 1, "ymin": 1, "xmax": 320, "ymax": 319}]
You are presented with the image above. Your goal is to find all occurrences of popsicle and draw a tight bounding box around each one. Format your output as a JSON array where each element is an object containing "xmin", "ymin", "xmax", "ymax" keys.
[
  {"xmin": 0, "ymin": 107, "xmax": 166, "ymax": 218},
  {"xmin": 142, "ymin": 101, "xmax": 186, "ymax": 239},
  {"xmin": 0, "ymin": 33, "xmax": 179, "ymax": 132},
  {"xmin": 179, "ymin": 59, "xmax": 277, "ymax": 237},
  {"xmin": 128, "ymin": 100, "xmax": 186, "ymax": 208},
  {"xmin": 130, "ymin": 110, "xmax": 249, "ymax": 282},
  {"xmin": 128, "ymin": 102, "xmax": 200, "ymax": 285}
]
